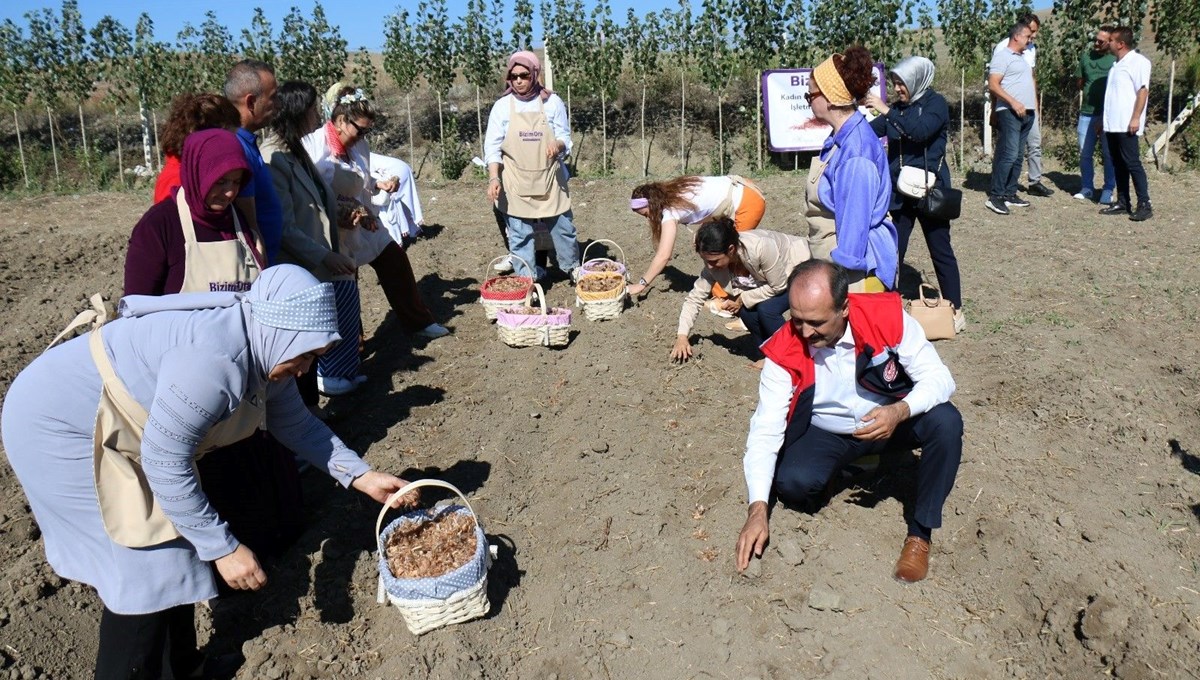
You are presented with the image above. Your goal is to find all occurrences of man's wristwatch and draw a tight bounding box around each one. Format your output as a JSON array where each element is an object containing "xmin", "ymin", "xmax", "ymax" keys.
[{"xmin": 638, "ymin": 277, "xmax": 648, "ymax": 286}]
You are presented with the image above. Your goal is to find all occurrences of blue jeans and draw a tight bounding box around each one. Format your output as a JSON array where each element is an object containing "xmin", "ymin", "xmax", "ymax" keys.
[
  {"xmin": 991, "ymin": 109, "xmax": 1035, "ymax": 199},
  {"xmin": 736, "ymin": 290, "xmax": 791, "ymax": 355},
  {"xmin": 505, "ymin": 211, "xmax": 580, "ymax": 280},
  {"xmin": 1077, "ymin": 114, "xmax": 1114, "ymax": 199}
]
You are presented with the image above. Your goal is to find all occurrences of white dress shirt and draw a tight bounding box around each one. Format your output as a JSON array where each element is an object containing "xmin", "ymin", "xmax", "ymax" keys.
[
  {"xmin": 742, "ymin": 312, "xmax": 956, "ymax": 504},
  {"xmin": 1102, "ymin": 50, "xmax": 1152, "ymax": 135}
]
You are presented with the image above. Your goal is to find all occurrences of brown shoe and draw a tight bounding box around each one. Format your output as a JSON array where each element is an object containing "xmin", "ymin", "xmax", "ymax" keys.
[{"xmin": 893, "ymin": 536, "xmax": 930, "ymax": 583}]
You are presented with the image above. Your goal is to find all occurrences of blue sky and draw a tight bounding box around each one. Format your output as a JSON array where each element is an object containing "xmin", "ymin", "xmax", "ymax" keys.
[{"xmin": 0, "ymin": 0, "xmax": 687, "ymax": 52}]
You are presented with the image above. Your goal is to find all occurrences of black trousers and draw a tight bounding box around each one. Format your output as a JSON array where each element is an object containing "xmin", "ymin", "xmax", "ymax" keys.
[
  {"xmin": 1106, "ymin": 132, "xmax": 1151, "ymax": 208},
  {"xmin": 893, "ymin": 199, "xmax": 963, "ymax": 309},
  {"xmin": 95, "ymin": 605, "xmax": 202, "ymax": 679},
  {"xmin": 774, "ymin": 402, "xmax": 963, "ymax": 531}
]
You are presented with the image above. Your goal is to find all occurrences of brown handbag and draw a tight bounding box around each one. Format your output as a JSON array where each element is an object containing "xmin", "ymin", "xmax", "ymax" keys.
[{"xmin": 906, "ymin": 285, "xmax": 956, "ymax": 341}]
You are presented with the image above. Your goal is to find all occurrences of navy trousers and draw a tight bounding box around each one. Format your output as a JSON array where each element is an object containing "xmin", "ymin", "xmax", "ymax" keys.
[
  {"xmin": 774, "ymin": 402, "xmax": 963, "ymax": 531},
  {"xmin": 736, "ymin": 290, "xmax": 791, "ymax": 354}
]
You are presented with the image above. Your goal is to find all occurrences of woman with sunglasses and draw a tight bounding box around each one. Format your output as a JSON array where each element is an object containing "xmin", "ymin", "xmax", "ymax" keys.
[
  {"xmin": 303, "ymin": 85, "xmax": 448, "ymax": 395},
  {"xmin": 804, "ymin": 46, "xmax": 898, "ymax": 293},
  {"xmin": 483, "ymin": 50, "xmax": 580, "ymax": 282},
  {"xmin": 862, "ymin": 56, "xmax": 965, "ymax": 332}
]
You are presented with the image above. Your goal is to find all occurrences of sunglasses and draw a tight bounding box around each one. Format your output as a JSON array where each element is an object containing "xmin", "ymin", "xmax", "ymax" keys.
[
  {"xmin": 507, "ymin": 71, "xmax": 532, "ymax": 82},
  {"xmin": 346, "ymin": 119, "xmax": 372, "ymax": 136},
  {"xmin": 804, "ymin": 91, "xmax": 823, "ymax": 103}
]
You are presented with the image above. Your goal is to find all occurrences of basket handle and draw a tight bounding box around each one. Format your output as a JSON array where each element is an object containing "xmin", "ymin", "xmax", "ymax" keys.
[
  {"xmin": 374, "ymin": 479, "xmax": 480, "ymax": 556},
  {"xmin": 483, "ymin": 253, "xmax": 533, "ymax": 283},
  {"xmin": 917, "ymin": 284, "xmax": 944, "ymax": 308},
  {"xmin": 581, "ymin": 239, "xmax": 626, "ymax": 267}
]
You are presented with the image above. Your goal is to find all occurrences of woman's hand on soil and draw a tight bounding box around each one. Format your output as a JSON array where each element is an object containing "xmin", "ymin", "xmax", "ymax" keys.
[
  {"xmin": 322, "ymin": 252, "xmax": 357, "ymax": 276},
  {"xmin": 670, "ymin": 335, "xmax": 693, "ymax": 362},
  {"xmin": 627, "ymin": 283, "xmax": 646, "ymax": 297},
  {"xmin": 352, "ymin": 470, "xmax": 421, "ymax": 508},
  {"xmin": 735, "ymin": 502, "xmax": 770, "ymax": 571},
  {"xmin": 215, "ymin": 544, "xmax": 267, "ymax": 591}
]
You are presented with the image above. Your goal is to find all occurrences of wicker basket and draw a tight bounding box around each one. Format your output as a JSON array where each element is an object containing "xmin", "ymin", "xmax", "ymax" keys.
[
  {"xmin": 496, "ymin": 284, "xmax": 571, "ymax": 347},
  {"xmin": 575, "ymin": 272, "xmax": 627, "ymax": 321},
  {"xmin": 479, "ymin": 255, "xmax": 534, "ymax": 321},
  {"xmin": 579, "ymin": 239, "xmax": 628, "ymax": 279},
  {"xmin": 376, "ymin": 479, "xmax": 495, "ymax": 635}
]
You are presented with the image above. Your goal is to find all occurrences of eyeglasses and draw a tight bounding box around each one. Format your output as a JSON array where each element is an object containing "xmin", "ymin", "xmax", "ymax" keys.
[
  {"xmin": 804, "ymin": 91, "xmax": 823, "ymax": 103},
  {"xmin": 347, "ymin": 119, "xmax": 372, "ymax": 136},
  {"xmin": 507, "ymin": 71, "xmax": 532, "ymax": 82}
]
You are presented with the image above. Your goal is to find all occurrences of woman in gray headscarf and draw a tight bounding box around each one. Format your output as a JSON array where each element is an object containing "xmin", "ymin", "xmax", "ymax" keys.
[
  {"xmin": 864, "ymin": 56, "xmax": 965, "ymax": 332},
  {"xmin": 1, "ymin": 265, "xmax": 416, "ymax": 679}
]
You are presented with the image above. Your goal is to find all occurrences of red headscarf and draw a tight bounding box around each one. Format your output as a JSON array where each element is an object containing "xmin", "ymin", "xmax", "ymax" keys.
[
  {"xmin": 178, "ymin": 128, "xmax": 250, "ymax": 233},
  {"xmin": 502, "ymin": 50, "xmax": 553, "ymax": 102}
]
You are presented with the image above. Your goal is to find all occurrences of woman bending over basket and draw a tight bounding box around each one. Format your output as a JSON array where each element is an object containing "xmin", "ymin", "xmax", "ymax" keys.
[
  {"xmin": 627, "ymin": 174, "xmax": 766, "ymax": 298},
  {"xmin": 671, "ymin": 217, "xmax": 811, "ymax": 367}
]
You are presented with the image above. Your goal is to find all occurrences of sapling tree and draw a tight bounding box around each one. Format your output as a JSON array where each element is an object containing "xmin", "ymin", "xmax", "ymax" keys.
[
  {"xmin": 384, "ymin": 10, "xmax": 421, "ymax": 166},
  {"xmin": 240, "ymin": 8, "xmax": 278, "ymax": 72},
  {"xmin": 90, "ymin": 15, "xmax": 134, "ymax": 183},
  {"xmin": 0, "ymin": 20, "xmax": 31, "ymax": 187},
  {"xmin": 1151, "ymin": 0, "xmax": 1200, "ymax": 164},
  {"xmin": 59, "ymin": 0, "xmax": 95, "ymax": 171},
  {"xmin": 696, "ymin": 0, "xmax": 739, "ymax": 174},
  {"xmin": 540, "ymin": 0, "xmax": 590, "ymax": 122},
  {"xmin": 938, "ymin": 0, "xmax": 995, "ymax": 167},
  {"xmin": 510, "ymin": 0, "xmax": 534, "ymax": 53},
  {"xmin": 583, "ymin": 0, "xmax": 624, "ymax": 174},
  {"xmin": 415, "ymin": 0, "xmax": 459, "ymax": 175},
  {"xmin": 735, "ymin": 0, "xmax": 784, "ymax": 170},
  {"xmin": 662, "ymin": 0, "xmax": 694, "ymax": 172},
  {"xmin": 131, "ymin": 13, "xmax": 173, "ymax": 169},
  {"xmin": 350, "ymin": 47, "xmax": 378, "ymax": 99},
  {"xmin": 279, "ymin": 3, "xmax": 347, "ymax": 87},
  {"xmin": 457, "ymin": 0, "xmax": 506, "ymax": 156},
  {"xmin": 175, "ymin": 11, "xmax": 234, "ymax": 93},
  {"xmin": 24, "ymin": 7, "xmax": 64, "ymax": 181},
  {"xmin": 625, "ymin": 9, "xmax": 661, "ymax": 176}
]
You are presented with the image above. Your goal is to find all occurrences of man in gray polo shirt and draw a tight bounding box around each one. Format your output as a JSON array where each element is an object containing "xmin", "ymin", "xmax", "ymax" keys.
[{"xmin": 986, "ymin": 22, "xmax": 1037, "ymax": 216}]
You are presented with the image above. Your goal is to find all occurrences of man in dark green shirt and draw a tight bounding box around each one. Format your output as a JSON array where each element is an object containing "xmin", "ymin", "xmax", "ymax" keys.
[{"xmin": 1074, "ymin": 26, "xmax": 1117, "ymax": 204}]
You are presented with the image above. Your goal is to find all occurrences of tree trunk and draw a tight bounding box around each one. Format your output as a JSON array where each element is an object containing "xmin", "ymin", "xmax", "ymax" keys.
[
  {"xmin": 436, "ymin": 91, "xmax": 445, "ymax": 166},
  {"xmin": 475, "ymin": 84, "xmax": 484, "ymax": 158},
  {"xmin": 47, "ymin": 106, "xmax": 61, "ymax": 182},
  {"xmin": 640, "ymin": 81, "xmax": 648, "ymax": 177},
  {"xmin": 1164, "ymin": 59, "xmax": 1175, "ymax": 168},
  {"xmin": 78, "ymin": 103, "xmax": 90, "ymax": 171},
  {"xmin": 138, "ymin": 95, "xmax": 153, "ymax": 169},
  {"xmin": 14, "ymin": 108, "xmax": 29, "ymax": 189},
  {"xmin": 755, "ymin": 71, "xmax": 763, "ymax": 171},
  {"xmin": 115, "ymin": 108, "xmax": 125, "ymax": 187},
  {"xmin": 152, "ymin": 110, "xmax": 162, "ymax": 169},
  {"xmin": 959, "ymin": 68, "xmax": 965, "ymax": 170},
  {"xmin": 601, "ymin": 91, "xmax": 608, "ymax": 175},
  {"xmin": 406, "ymin": 93, "xmax": 415, "ymax": 170},
  {"xmin": 679, "ymin": 71, "xmax": 686, "ymax": 173},
  {"xmin": 717, "ymin": 95, "xmax": 725, "ymax": 175}
]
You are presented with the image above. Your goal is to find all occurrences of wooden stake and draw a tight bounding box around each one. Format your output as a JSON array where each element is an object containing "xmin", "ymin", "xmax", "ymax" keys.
[{"xmin": 14, "ymin": 108, "xmax": 28, "ymax": 189}]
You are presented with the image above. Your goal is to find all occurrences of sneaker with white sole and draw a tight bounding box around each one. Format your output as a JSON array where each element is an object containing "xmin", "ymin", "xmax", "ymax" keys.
[
  {"xmin": 493, "ymin": 255, "xmax": 514, "ymax": 273},
  {"xmin": 1005, "ymin": 194, "xmax": 1030, "ymax": 208},
  {"xmin": 985, "ymin": 197, "xmax": 1010, "ymax": 215},
  {"xmin": 417, "ymin": 323, "xmax": 450, "ymax": 338},
  {"xmin": 1072, "ymin": 190, "xmax": 1093, "ymax": 201},
  {"xmin": 953, "ymin": 309, "xmax": 967, "ymax": 334},
  {"xmin": 318, "ymin": 376, "xmax": 360, "ymax": 396}
]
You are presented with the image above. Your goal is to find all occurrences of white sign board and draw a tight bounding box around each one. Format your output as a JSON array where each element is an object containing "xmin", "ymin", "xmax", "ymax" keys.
[{"xmin": 761, "ymin": 66, "xmax": 887, "ymax": 152}]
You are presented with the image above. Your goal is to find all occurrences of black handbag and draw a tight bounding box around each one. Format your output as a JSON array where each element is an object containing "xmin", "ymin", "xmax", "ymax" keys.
[{"xmin": 916, "ymin": 151, "xmax": 962, "ymax": 221}]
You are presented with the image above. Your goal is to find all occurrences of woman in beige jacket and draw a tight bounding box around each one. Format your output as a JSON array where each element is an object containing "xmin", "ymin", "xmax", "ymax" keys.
[{"xmin": 672, "ymin": 217, "xmax": 811, "ymax": 366}]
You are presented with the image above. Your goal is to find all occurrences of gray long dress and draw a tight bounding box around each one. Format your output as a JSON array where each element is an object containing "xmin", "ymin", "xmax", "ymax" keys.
[{"xmin": 1, "ymin": 287, "xmax": 370, "ymax": 614}]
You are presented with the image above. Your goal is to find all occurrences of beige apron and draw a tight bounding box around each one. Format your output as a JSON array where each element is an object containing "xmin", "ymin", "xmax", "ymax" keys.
[
  {"xmin": 89, "ymin": 329, "xmax": 267, "ymax": 547},
  {"xmin": 176, "ymin": 188, "xmax": 263, "ymax": 293},
  {"xmin": 804, "ymin": 147, "xmax": 838, "ymax": 263},
  {"xmin": 707, "ymin": 175, "xmax": 760, "ymax": 221},
  {"xmin": 498, "ymin": 97, "xmax": 571, "ymax": 219}
]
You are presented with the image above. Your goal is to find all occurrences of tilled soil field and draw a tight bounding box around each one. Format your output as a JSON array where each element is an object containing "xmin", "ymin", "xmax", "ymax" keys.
[{"xmin": 0, "ymin": 169, "xmax": 1198, "ymax": 679}]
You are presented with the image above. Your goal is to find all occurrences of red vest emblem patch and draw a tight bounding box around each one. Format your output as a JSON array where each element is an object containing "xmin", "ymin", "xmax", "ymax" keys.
[{"xmin": 883, "ymin": 358, "xmax": 898, "ymax": 383}]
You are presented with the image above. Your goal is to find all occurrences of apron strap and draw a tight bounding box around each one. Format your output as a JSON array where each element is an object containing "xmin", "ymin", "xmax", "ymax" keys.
[
  {"xmin": 46, "ymin": 293, "xmax": 114, "ymax": 351},
  {"xmin": 88, "ymin": 329, "xmax": 149, "ymax": 424}
]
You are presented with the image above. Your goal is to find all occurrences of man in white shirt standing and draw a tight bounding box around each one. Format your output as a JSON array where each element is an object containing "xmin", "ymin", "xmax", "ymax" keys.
[
  {"xmin": 1099, "ymin": 26, "xmax": 1153, "ymax": 222},
  {"xmin": 735, "ymin": 260, "xmax": 962, "ymax": 583},
  {"xmin": 994, "ymin": 13, "xmax": 1054, "ymax": 198}
]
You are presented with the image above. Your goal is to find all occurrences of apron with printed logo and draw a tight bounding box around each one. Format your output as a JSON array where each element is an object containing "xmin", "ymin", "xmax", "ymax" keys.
[
  {"xmin": 176, "ymin": 188, "xmax": 263, "ymax": 294},
  {"xmin": 498, "ymin": 97, "xmax": 571, "ymax": 220}
]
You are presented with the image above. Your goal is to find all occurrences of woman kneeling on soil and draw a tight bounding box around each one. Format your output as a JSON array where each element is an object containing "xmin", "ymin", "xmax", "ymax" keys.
[
  {"xmin": 627, "ymin": 175, "xmax": 766, "ymax": 299},
  {"xmin": 671, "ymin": 217, "xmax": 811, "ymax": 366},
  {"xmin": 0, "ymin": 266, "xmax": 416, "ymax": 679}
]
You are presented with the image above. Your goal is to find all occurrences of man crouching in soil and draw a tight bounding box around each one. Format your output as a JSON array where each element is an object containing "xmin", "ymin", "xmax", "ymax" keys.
[{"xmin": 735, "ymin": 260, "xmax": 962, "ymax": 582}]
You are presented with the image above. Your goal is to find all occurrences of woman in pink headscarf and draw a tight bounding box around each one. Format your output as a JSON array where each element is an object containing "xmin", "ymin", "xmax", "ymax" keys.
[{"xmin": 483, "ymin": 50, "xmax": 580, "ymax": 283}]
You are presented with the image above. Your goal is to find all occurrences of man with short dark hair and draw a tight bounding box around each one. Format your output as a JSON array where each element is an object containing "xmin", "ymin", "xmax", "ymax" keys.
[
  {"xmin": 225, "ymin": 59, "xmax": 283, "ymax": 263},
  {"xmin": 985, "ymin": 21, "xmax": 1037, "ymax": 215},
  {"xmin": 1074, "ymin": 26, "xmax": 1117, "ymax": 204},
  {"xmin": 734, "ymin": 260, "xmax": 962, "ymax": 583},
  {"xmin": 1100, "ymin": 26, "xmax": 1153, "ymax": 221},
  {"xmin": 995, "ymin": 13, "xmax": 1053, "ymax": 198}
]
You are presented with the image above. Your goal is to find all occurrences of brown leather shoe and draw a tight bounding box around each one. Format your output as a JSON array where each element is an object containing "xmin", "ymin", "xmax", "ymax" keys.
[{"xmin": 894, "ymin": 536, "xmax": 930, "ymax": 583}]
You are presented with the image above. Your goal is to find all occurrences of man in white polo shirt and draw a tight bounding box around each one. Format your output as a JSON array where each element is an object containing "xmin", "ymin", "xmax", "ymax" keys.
[{"xmin": 1099, "ymin": 26, "xmax": 1153, "ymax": 222}]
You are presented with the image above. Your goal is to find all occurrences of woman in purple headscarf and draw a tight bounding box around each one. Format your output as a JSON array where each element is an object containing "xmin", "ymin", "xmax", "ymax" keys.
[
  {"xmin": 482, "ymin": 50, "xmax": 580, "ymax": 282},
  {"xmin": 125, "ymin": 128, "xmax": 266, "ymax": 296}
]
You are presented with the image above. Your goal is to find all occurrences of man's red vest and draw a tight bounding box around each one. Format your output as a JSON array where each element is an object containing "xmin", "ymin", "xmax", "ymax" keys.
[{"xmin": 760, "ymin": 292, "xmax": 913, "ymax": 447}]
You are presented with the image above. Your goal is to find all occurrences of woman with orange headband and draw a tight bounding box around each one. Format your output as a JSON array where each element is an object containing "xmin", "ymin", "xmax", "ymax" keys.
[{"xmin": 804, "ymin": 46, "xmax": 898, "ymax": 292}]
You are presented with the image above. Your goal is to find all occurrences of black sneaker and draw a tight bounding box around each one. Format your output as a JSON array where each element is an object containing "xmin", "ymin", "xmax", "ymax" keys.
[
  {"xmin": 1005, "ymin": 194, "xmax": 1030, "ymax": 208},
  {"xmin": 1129, "ymin": 204, "xmax": 1153, "ymax": 221},
  {"xmin": 1026, "ymin": 181, "xmax": 1055, "ymax": 197},
  {"xmin": 985, "ymin": 196, "xmax": 1010, "ymax": 215},
  {"xmin": 1099, "ymin": 203, "xmax": 1130, "ymax": 215}
]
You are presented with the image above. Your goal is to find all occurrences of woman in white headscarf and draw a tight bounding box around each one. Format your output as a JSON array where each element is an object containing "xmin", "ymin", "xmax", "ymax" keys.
[
  {"xmin": 1, "ymin": 265, "xmax": 416, "ymax": 679},
  {"xmin": 863, "ymin": 56, "xmax": 964, "ymax": 331}
]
